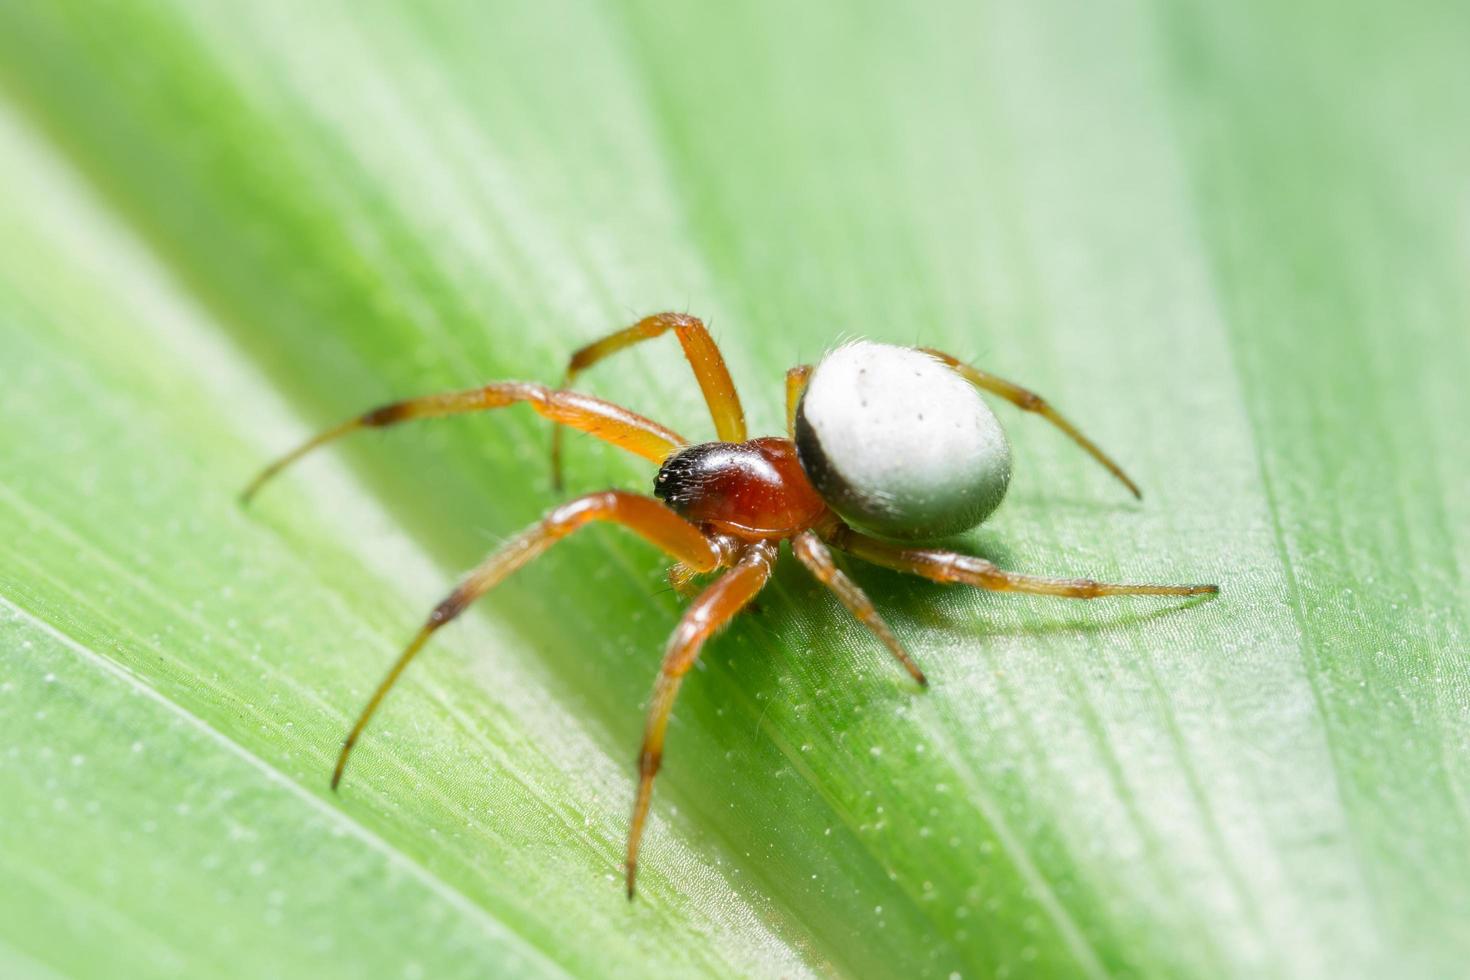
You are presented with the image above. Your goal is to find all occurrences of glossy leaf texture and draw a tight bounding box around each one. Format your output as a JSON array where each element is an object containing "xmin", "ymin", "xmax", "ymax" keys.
[{"xmin": 1, "ymin": 1, "xmax": 1467, "ymax": 977}]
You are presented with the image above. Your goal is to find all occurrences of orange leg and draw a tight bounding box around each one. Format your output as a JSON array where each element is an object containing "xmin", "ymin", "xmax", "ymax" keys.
[
  {"xmin": 553, "ymin": 313, "xmax": 747, "ymax": 489},
  {"xmin": 243, "ymin": 382, "xmax": 685, "ymax": 503},
  {"xmin": 824, "ymin": 523, "xmax": 1218, "ymax": 598},
  {"xmin": 627, "ymin": 541, "xmax": 776, "ymax": 899},
  {"xmin": 920, "ymin": 348, "xmax": 1143, "ymax": 499},
  {"xmin": 785, "ymin": 364, "xmax": 812, "ymax": 439},
  {"xmin": 667, "ymin": 533, "xmax": 743, "ymax": 598},
  {"xmin": 330, "ymin": 491, "xmax": 720, "ymax": 789},
  {"xmin": 792, "ymin": 531, "xmax": 926, "ymax": 686}
]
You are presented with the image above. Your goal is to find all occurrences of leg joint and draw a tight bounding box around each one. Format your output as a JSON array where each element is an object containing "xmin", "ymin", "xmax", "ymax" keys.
[
  {"xmin": 543, "ymin": 491, "xmax": 621, "ymax": 532},
  {"xmin": 362, "ymin": 402, "xmax": 408, "ymax": 426},
  {"xmin": 651, "ymin": 311, "xmax": 700, "ymax": 331},
  {"xmin": 429, "ymin": 590, "xmax": 470, "ymax": 626}
]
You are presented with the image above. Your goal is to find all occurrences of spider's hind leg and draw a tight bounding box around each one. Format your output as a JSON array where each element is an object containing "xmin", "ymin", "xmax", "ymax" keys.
[
  {"xmin": 920, "ymin": 347, "xmax": 1143, "ymax": 499},
  {"xmin": 825, "ymin": 524, "xmax": 1218, "ymax": 599},
  {"xmin": 792, "ymin": 531, "xmax": 926, "ymax": 686}
]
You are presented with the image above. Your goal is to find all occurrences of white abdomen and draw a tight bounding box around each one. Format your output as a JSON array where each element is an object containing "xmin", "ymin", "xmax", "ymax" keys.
[{"xmin": 794, "ymin": 341, "xmax": 1011, "ymax": 539}]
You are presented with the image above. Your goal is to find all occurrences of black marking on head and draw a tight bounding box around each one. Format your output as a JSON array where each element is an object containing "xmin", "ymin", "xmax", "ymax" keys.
[{"xmin": 653, "ymin": 442, "xmax": 724, "ymax": 516}]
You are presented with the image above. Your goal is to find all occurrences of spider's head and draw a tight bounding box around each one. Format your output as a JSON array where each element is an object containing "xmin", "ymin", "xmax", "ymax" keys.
[{"xmin": 794, "ymin": 341, "xmax": 1011, "ymax": 540}]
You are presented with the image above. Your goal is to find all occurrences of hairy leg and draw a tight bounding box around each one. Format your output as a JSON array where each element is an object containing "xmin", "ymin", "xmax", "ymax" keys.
[
  {"xmin": 243, "ymin": 382, "xmax": 685, "ymax": 503},
  {"xmin": 792, "ymin": 531, "xmax": 926, "ymax": 686},
  {"xmin": 553, "ymin": 312, "xmax": 747, "ymax": 488},
  {"xmin": 626, "ymin": 541, "xmax": 776, "ymax": 898},
  {"xmin": 330, "ymin": 492, "xmax": 721, "ymax": 790},
  {"xmin": 667, "ymin": 563, "xmax": 703, "ymax": 599},
  {"xmin": 785, "ymin": 364, "xmax": 812, "ymax": 439},
  {"xmin": 920, "ymin": 348, "xmax": 1142, "ymax": 499},
  {"xmin": 824, "ymin": 523, "xmax": 1218, "ymax": 598}
]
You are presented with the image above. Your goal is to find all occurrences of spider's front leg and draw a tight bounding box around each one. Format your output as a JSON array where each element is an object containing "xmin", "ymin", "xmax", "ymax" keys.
[
  {"xmin": 328, "ymin": 491, "xmax": 721, "ymax": 790},
  {"xmin": 243, "ymin": 382, "xmax": 686, "ymax": 504},
  {"xmin": 627, "ymin": 541, "xmax": 776, "ymax": 899},
  {"xmin": 553, "ymin": 312, "xmax": 749, "ymax": 489}
]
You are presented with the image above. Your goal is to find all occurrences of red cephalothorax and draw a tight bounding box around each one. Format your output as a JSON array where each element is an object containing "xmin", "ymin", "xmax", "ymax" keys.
[
  {"xmin": 243, "ymin": 310, "xmax": 1216, "ymax": 899},
  {"xmin": 654, "ymin": 437, "xmax": 829, "ymax": 538}
]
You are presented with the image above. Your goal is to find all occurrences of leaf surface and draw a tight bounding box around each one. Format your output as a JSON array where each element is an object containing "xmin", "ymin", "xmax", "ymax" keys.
[{"xmin": 1, "ymin": 1, "xmax": 1467, "ymax": 976}]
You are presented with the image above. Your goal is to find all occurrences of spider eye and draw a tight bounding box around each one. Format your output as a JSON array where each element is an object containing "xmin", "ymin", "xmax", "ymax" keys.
[{"xmin": 794, "ymin": 341, "xmax": 1011, "ymax": 539}]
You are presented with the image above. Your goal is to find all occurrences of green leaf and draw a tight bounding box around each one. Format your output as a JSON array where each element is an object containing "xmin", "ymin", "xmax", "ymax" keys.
[{"xmin": 2, "ymin": 1, "xmax": 1467, "ymax": 976}]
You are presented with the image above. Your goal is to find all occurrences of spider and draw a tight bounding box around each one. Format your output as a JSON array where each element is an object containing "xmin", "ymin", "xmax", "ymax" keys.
[{"xmin": 243, "ymin": 312, "xmax": 1218, "ymax": 898}]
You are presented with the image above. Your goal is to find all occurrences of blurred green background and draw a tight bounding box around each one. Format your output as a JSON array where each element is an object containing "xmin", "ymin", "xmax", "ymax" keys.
[{"xmin": 1, "ymin": 1, "xmax": 1467, "ymax": 977}]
